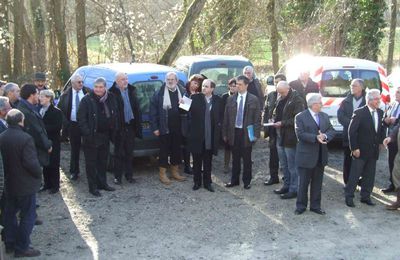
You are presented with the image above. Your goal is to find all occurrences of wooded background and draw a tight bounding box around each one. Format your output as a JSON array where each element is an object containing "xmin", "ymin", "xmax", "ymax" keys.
[{"xmin": 0, "ymin": 0, "xmax": 398, "ymax": 88}]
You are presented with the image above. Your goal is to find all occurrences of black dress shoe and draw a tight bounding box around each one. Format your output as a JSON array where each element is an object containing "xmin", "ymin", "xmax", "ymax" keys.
[
  {"xmin": 14, "ymin": 247, "xmax": 41, "ymax": 257},
  {"xmin": 225, "ymin": 182, "xmax": 239, "ymax": 188},
  {"xmin": 274, "ymin": 187, "xmax": 289, "ymax": 195},
  {"xmin": 192, "ymin": 184, "xmax": 201, "ymax": 191},
  {"xmin": 34, "ymin": 219, "xmax": 43, "ymax": 225},
  {"xmin": 244, "ymin": 184, "xmax": 251, "ymax": 190},
  {"xmin": 310, "ymin": 208, "xmax": 326, "ymax": 215},
  {"xmin": 280, "ymin": 192, "xmax": 297, "ymax": 199},
  {"xmin": 295, "ymin": 208, "xmax": 306, "ymax": 215},
  {"xmin": 48, "ymin": 188, "xmax": 59, "ymax": 194},
  {"xmin": 264, "ymin": 178, "xmax": 279, "ymax": 186},
  {"xmin": 70, "ymin": 173, "xmax": 79, "ymax": 181},
  {"xmin": 204, "ymin": 184, "xmax": 215, "ymax": 192},
  {"xmin": 90, "ymin": 190, "xmax": 101, "ymax": 197},
  {"xmin": 360, "ymin": 198, "xmax": 375, "ymax": 206},
  {"xmin": 345, "ymin": 197, "xmax": 355, "ymax": 207},
  {"xmin": 125, "ymin": 176, "xmax": 136, "ymax": 183},
  {"xmin": 113, "ymin": 178, "xmax": 122, "ymax": 185},
  {"xmin": 382, "ymin": 184, "xmax": 395, "ymax": 193},
  {"xmin": 101, "ymin": 185, "xmax": 116, "ymax": 191}
]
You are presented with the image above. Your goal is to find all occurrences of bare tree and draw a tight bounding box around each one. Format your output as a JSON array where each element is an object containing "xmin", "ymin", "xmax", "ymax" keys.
[
  {"xmin": 31, "ymin": 0, "xmax": 47, "ymax": 71},
  {"xmin": 266, "ymin": 0, "xmax": 280, "ymax": 73},
  {"xmin": 387, "ymin": 0, "xmax": 397, "ymax": 74},
  {"xmin": 0, "ymin": 0, "xmax": 12, "ymax": 79},
  {"xmin": 76, "ymin": 0, "xmax": 88, "ymax": 66},
  {"xmin": 12, "ymin": 0, "xmax": 24, "ymax": 79},
  {"xmin": 158, "ymin": 0, "xmax": 207, "ymax": 65}
]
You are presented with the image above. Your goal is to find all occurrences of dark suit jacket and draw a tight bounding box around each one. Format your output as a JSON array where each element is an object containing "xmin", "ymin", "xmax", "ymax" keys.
[
  {"xmin": 295, "ymin": 110, "xmax": 336, "ymax": 168},
  {"xmin": 289, "ymin": 78, "xmax": 319, "ymax": 105},
  {"xmin": 0, "ymin": 125, "xmax": 42, "ymax": 196},
  {"xmin": 222, "ymin": 92, "xmax": 261, "ymax": 148},
  {"xmin": 0, "ymin": 120, "xmax": 7, "ymax": 134},
  {"xmin": 348, "ymin": 105, "xmax": 385, "ymax": 160},
  {"xmin": 42, "ymin": 104, "xmax": 63, "ymax": 168},
  {"xmin": 187, "ymin": 93, "xmax": 222, "ymax": 155},
  {"xmin": 17, "ymin": 99, "xmax": 52, "ymax": 166},
  {"xmin": 109, "ymin": 83, "xmax": 143, "ymax": 138}
]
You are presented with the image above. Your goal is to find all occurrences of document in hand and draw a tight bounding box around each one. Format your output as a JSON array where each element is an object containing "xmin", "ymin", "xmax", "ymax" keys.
[
  {"xmin": 179, "ymin": 96, "xmax": 192, "ymax": 111},
  {"xmin": 247, "ymin": 125, "xmax": 256, "ymax": 142}
]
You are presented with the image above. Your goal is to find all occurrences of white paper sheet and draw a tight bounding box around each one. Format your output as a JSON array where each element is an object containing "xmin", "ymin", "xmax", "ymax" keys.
[
  {"xmin": 179, "ymin": 96, "xmax": 192, "ymax": 111},
  {"xmin": 263, "ymin": 122, "xmax": 275, "ymax": 127}
]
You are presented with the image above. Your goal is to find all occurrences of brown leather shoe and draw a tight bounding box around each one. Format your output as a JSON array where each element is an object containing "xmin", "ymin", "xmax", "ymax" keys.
[
  {"xmin": 159, "ymin": 167, "xmax": 171, "ymax": 185},
  {"xmin": 14, "ymin": 247, "xmax": 41, "ymax": 258},
  {"xmin": 170, "ymin": 165, "xmax": 186, "ymax": 181}
]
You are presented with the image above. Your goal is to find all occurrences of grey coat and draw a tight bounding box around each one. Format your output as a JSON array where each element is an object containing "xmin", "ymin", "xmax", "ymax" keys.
[
  {"xmin": 295, "ymin": 110, "xmax": 336, "ymax": 168},
  {"xmin": 222, "ymin": 92, "xmax": 261, "ymax": 148}
]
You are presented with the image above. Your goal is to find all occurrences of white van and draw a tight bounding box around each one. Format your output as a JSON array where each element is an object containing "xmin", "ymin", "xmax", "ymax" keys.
[{"xmin": 272, "ymin": 55, "xmax": 390, "ymax": 136}]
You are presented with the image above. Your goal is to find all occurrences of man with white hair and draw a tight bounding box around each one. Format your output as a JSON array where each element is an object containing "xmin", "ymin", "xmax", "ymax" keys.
[
  {"xmin": 150, "ymin": 72, "xmax": 186, "ymax": 185},
  {"xmin": 345, "ymin": 89, "xmax": 385, "ymax": 207},
  {"xmin": 109, "ymin": 72, "xmax": 142, "ymax": 185},
  {"xmin": 3, "ymin": 82, "xmax": 20, "ymax": 108},
  {"xmin": 294, "ymin": 93, "xmax": 336, "ymax": 215},
  {"xmin": 243, "ymin": 66, "xmax": 264, "ymax": 109},
  {"xmin": 58, "ymin": 74, "xmax": 91, "ymax": 181},
  {"xmin": 272, "ymin": 81, "xmax": 305, "ymax": 199}
]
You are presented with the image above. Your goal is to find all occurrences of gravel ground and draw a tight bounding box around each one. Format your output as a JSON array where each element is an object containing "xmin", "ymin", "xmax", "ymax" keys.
[{"xmin": 5, "ymin": 139, "xmax": 399, "ymax": 260}]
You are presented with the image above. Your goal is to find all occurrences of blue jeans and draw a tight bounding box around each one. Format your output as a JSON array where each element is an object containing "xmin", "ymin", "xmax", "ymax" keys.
[
  {"xmin": 277, "ymin": 135, "xmax": 298, "ymax": 193},
  {"xmin": 4, "ymin": 194, "xmax": 36, "ymax": 251}
]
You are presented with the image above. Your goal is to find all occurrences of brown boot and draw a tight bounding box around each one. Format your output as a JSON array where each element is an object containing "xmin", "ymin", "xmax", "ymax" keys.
[
  {"xmin": 386, "ymin": 189, "xmax": 400, "ymax": 210},
  {"xmin": 170, "ymin": 165, "xmax": 186, "ymax": 181},
  {"xmin": 223, "ymin": 149, "xmax": 231, "ymax": 173},
  {"xmin": 159, "ymin": 167, "xmax": 171, "ymax": 185}
]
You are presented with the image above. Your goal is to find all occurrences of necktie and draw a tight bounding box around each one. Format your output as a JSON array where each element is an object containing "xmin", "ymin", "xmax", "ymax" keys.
[
  {"xmin": 392, "ymin": 104, "xmax": 399, "ymax": 118},
  {"xmin": 315, "ymin": 113, "xmax": 320, "ymax": 127},
  {"xmin": 371, "ymin": 110, "xmax": 377, "ymax": 132},
  {"xmin": 236, "ymin": 95, "xmax": 244, "ymax": 128},
  {"xmin": 75, "ymin": 91, "xmax": 80, "ymax": 109}
]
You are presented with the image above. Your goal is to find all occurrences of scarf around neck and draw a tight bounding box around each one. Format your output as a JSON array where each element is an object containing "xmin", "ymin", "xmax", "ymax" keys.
[{"xmin": 163, "ymin": 85, "xmax": 182, "ymax": 110}]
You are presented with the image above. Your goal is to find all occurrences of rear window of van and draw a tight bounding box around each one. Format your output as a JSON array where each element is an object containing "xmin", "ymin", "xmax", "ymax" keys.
[{"xmin": 133, "ymin": 80, "xmax": 163, "ymax": 113}]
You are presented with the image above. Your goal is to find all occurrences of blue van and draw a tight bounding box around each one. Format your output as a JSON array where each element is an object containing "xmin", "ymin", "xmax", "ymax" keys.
[
  {"xmin": 64, "ymin": 63, "xmax": 187, "ymax": 157},
  {"xmin": 174, "ymin": 55, "xmax": 254, "ymax": 96}
]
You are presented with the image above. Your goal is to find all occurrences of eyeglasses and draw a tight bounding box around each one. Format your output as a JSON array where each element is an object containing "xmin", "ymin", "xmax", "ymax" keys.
[{"xmin": 77, "ymin": 81, "xmax": 83, "ymax": 84}]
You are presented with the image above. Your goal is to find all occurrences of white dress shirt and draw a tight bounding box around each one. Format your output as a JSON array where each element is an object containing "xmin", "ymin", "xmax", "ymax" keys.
[
  {"xmin": 70, "ymin": 89, "xmax": 85, "ymax": 122},
  {"xmin": 235, "ymin": 91, "xmax": 247, "ymax": 128},
  {"xmin": 367, "ymin": 105, "xmax": 379, "ymax": 132}
]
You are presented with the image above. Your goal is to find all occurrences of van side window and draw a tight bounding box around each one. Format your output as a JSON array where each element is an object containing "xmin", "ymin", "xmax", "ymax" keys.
[{"xmin": 133, "ymin": 81, "xmax": 163, "ymax": 114}]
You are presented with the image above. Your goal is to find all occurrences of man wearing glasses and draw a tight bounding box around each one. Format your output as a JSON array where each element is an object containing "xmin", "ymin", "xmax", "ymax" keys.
[{"xmin": 58, "ymin": 74, "xmax": 91, "ymax": 181}]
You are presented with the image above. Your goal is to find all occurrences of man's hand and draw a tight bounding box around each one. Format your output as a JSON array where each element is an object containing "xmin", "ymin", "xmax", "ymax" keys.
[
  {"xmin": 153, "ymin": 130, "xmax": 160, "ymax": 136},
  {"xmin": 273, "ymin": 121, "xmax": 282, "ymax": 128},
  {"xmin": 316, "ymin": 130, "xmax": 327, "ymax": 144},
  {"xmin": 48, "ymin": 147, "xmax": 53, "ymax": 153},
  {"xmin": 384, "ymin": 117, "xmax": 392, "ymax": 124},
  {"xmin": 383, "ymin": 137, "xmax": 392, "ymax": 147},
  {"xmin": 352, "ymin": 149, "xmax": 360, "ymax": 158}
]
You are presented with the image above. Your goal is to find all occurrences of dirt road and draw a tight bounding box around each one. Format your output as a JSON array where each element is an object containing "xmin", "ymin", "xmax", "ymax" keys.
[{"xmin": 9, "ymin": 140, "xmax": 399, "ymax": 260}]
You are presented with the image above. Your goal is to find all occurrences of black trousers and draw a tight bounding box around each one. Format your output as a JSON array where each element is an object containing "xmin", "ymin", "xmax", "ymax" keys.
[
  {"xmin": 231, "ymin": 128, "xmax": 252, "ymax": 186},
  {"xmin": 114, "ymin": 125, "xmax": 135, "ymax": 180},
  {"xmin": 159, "ymin": 131, "xmax": 182, "ymax": 168},
  {"xmin": 296, "ymin": 164, "xmax": 324, "ymax": 210},
  {"xmin": 43, "ymin": 138, "xmax": 61, "ymax": 190},
  {"xmin": 342, "ymin": 146, "xmax": 352, "ymax": 184},
  {"xmin": 388, "ymin": 141, "xmax": 398, "ymax": 186},
  {"xmin": 345, "ymin": 158, "xmax": 377, "ymax": 200},
  {"xmin": 83, "ymin": 133, "xmax": 110, "ymax": 191},
  {"xmin": 268, "ymin": 129, "xmax": 279, "ymax": 179},
  {"xmin": 69, "ymin": 122, "xmax": 82, "ymax": 175},
  {"xmin": 192, "ymin": 148, "xmax": 213, "ymax": 186}
]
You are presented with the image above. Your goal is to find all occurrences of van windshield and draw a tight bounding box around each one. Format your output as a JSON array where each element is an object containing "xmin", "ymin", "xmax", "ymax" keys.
[
  {"xmin": 320, "ymin": 69, "xmax": 381, "ymax": 97},
  {"xmin": 199, "ymin": 67, "xmax": 244, "ymax": 96}
]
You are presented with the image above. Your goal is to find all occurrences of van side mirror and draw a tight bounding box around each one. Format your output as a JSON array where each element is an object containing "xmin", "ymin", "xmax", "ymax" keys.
[{"xmin": 266, "ymin": 76, "xmax": 274, "ymax": 86}]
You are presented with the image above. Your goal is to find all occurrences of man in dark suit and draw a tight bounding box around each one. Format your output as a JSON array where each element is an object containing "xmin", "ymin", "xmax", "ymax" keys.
[
  {"xmin": 0, "ymin": 109, "xmax": 42, "ymax": 257},
  {"xmin": 289, "ymin": 70, "xmax": 319, "ymax": 105},
  {"xmin": 243, "ymin": 66, "xmax": 264, "ymax": 110},
  {"xmin": 0, "ymin": 96, "xmax": 11, "ymax": 132},
  {"xmin": 345, "ymin": 89, "xmax": 385, "ymax": 207},
  {"xmin": 109, "ymin": 72, "xmax": 142, "ymax": 185},
  {"xmin": 187, "ymin": 79, "xmax": 222, "ymax": 192},
  {"xmin": 3, "ymin": 82, "xmax": 20, "ymax": 108},
  {"xmin": 294, "ymin": 93, "xmax": 336, "ymax": 215},
  {"xmin": 17, "ymin": 84, "xmax": 52, "ymax": 167},
  {"xmin": 337, "ymin": 79, "xmax": 366, "ymax": 185},
  {"xmin": 223, "ymin": 75, "xmax": 261, "ymax": 189},
  {"xmin": 58, "ymin": 74, "xmax": 90, "ymax": 180},
  {"xmin": 382, "ymin": 86, "xmax": 400, "ymax": 193}
]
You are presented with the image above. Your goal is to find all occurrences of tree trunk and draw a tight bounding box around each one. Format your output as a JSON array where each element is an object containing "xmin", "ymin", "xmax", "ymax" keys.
[
  {"xmin": 49, "ymin": 0, "xmax": 71, "ymax": 84},
  {"xmin": 0, "ymin": 0, "xmax": 12, "ymax": 80},
  {"xmin": 118, "ymin": 0, "xmax": 135, "ymax": 62},
  {"xmin": 158, "ymin": 0, "xmax": 207, "ymax": 65},
  {"xmin": 266, "ymin": 0, "xmax": 280, "ymax": 73},
  {"xmin": 12, "ymin": 0, "xmax": 24, "ymax": 79},
  {"xmin": 31, "ymin": 0, "xmax": 47, "ymax": 71},
  {"xmin": 76, "ymin": 0, "xmax": 88, "ymax": 66},
  {"xmin": 22, "ymin": 3, "xmax": 35, "ymax": 76},
  {"xmin": 387, "ymin": 0, "xmax": 397, "ymax": 74},
  {"xmin": 45, "ymin": 0, "xmax": 60, "ymax": 88}
]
